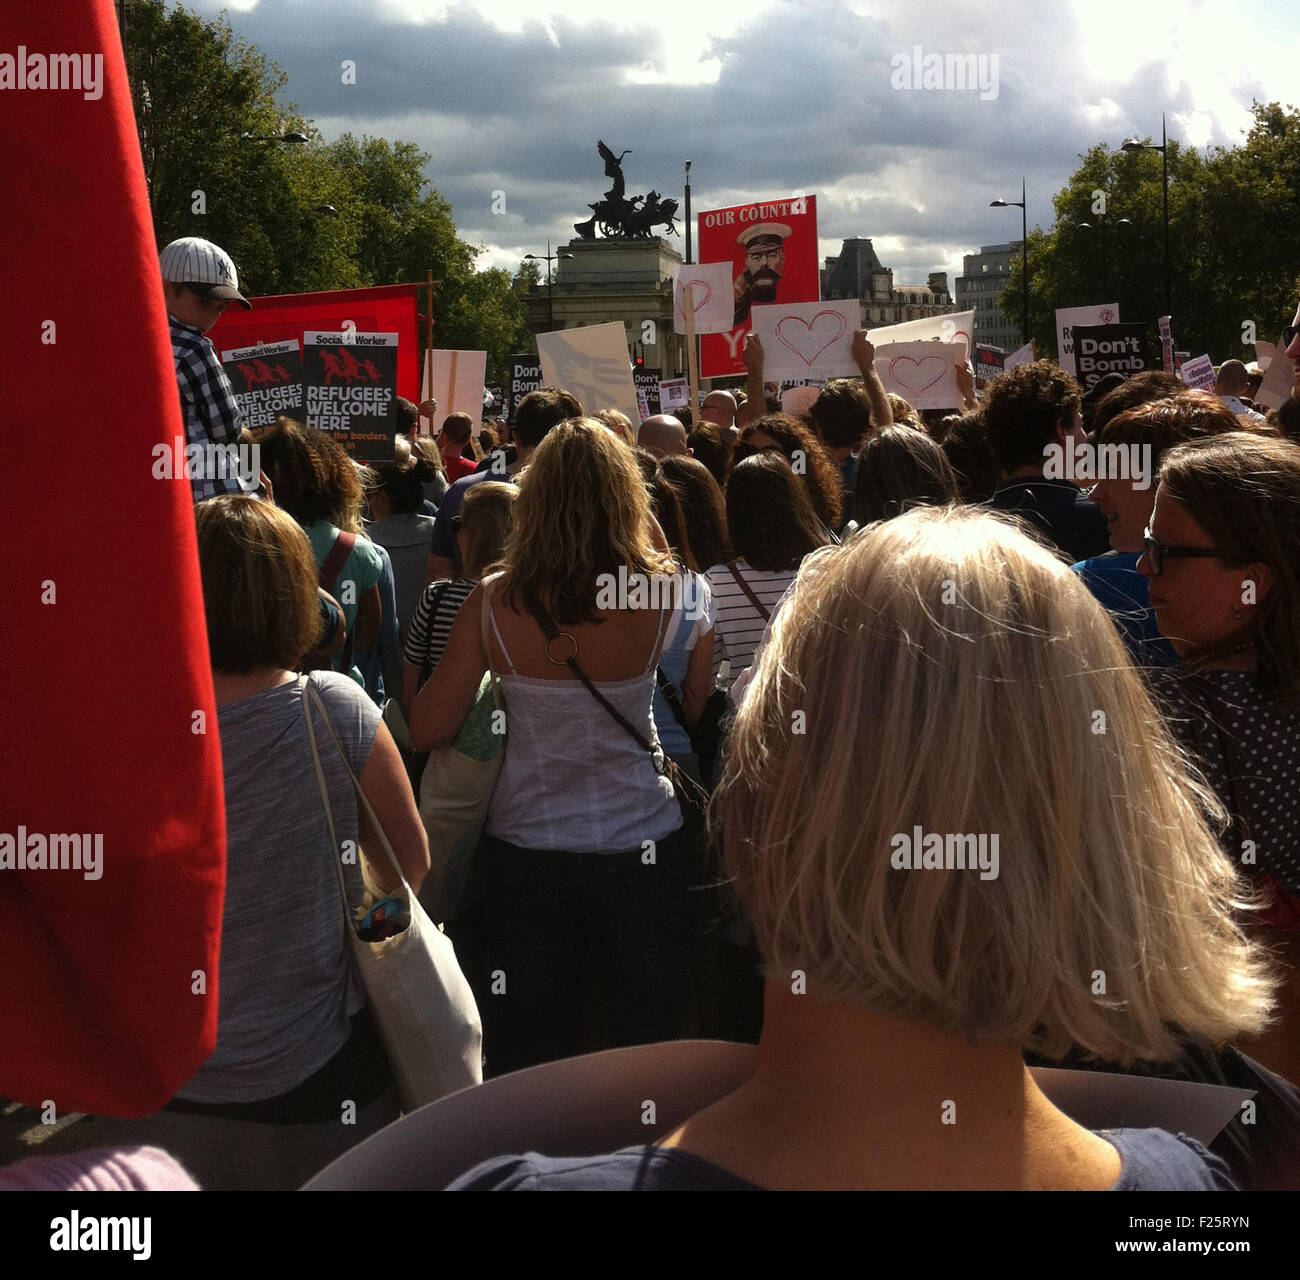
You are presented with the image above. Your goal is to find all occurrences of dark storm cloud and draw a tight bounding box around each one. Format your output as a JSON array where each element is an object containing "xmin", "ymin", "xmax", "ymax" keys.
[{"xmin": 185, "ymin": 0, "xmax": 1272, "ymax": 286}]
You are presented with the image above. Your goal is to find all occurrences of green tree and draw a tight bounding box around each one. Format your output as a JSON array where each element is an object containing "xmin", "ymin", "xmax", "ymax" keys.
[
  {"xmin": 123, "ymin": 2, "xmax": 528, "ymax": 372},
  {"xmin": 1000, "ymin": 103, "xmax": 1300, "ymax": 363}
]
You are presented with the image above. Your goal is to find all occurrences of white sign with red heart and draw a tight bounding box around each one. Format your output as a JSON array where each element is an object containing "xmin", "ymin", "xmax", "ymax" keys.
[
  {"xmin": 749, "ymin": 299, "xmax": 861, "ymax": 378},
  {"xmin": 873, "ymin": 340, "xmax": 965, "ymax": 410},
  {"xmin": 672, "ymin": 261, "xmax": 734, "ymax": 335}
]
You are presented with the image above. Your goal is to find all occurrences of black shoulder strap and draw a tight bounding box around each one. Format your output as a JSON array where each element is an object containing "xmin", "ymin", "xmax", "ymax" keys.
[
  {"xmin": 422, "ymin": 579, "xmax": 454, "ymax": 671},
  {"xmin": 726, "ymin": 561, "xmax": 771, "ymax": 622},
  {"xmin": 656, "ymin": 667, "xmax": 688, "ymax": 729}
]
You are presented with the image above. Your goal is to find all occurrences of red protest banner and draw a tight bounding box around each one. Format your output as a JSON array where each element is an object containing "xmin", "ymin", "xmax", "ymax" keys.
[
  {"xmin": 210, "ymin": 283, "xmax": 421, "ymax": 402},
  {"xmin": 2, "ymin": 0, "xmax": 225, "ymax": 1115},
  {"xmin": 698, "ymin": 195, "xmax": 820, "ymax": 378}
]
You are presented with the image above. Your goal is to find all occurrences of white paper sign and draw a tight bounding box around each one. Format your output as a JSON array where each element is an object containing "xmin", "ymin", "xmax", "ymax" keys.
[
  {"xmin": 1004, "ymin": 340, "xmax": 1035, "ymax": 371},
  {"xmin": 422, "ymin": 349, "xmax": 488, "ymax": 430},
  {"xmin": 1254, "ymin": 334, "xmax": 1294, "ymax": 410},
  {"xmin": 536, "ymin": 322, "xmax": 639, "ymax": 425},
  {"xmin": 750, "ymin": 299, "xmax": 861, "ymax": 379},
  {"xmin": 672, "ymin": 262, "xmax": 733, "ymax": 335},
  {"xmin": 1178, "ymin": 354, "xmax": 1216, "ymax": 392},
  {"xmin": 1056, "ymin": 304, "xmax": 1119, "ymax": 367},
  {"xmin": 780, "ymin": 385, "xmax": 821, "ymax": 416},
  {"xmin": 659, "ymin": 378, "xmax": 689, "ymax": 410},
  {"xmin": 873, "ymin": 340, "xmax": 965, "ymax": 410},
  {"xmin": 867, "ymin": 309, "xmax": 974, "ymax": 366},
  {"xmin": 1254, "ymin": 339, "xmax": 1275, "ymax": 371}
]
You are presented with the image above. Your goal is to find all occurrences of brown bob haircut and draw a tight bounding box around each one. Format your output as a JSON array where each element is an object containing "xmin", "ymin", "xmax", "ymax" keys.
[{"xmin": 195, "ymin": 496, "xmax": 320, "ymax": 673}]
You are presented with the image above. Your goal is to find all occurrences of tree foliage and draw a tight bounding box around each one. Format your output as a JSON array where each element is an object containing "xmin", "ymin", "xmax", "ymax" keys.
[
  {"xmin": 1000, "ymin": 103, "xmax": 1300, "ymax": 362},
  {"xmin": 124, "ymin": 2, "xmax": 531, "ymax": 378}
]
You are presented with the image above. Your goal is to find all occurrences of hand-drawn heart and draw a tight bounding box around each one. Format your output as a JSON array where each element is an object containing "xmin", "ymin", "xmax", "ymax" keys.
[
  {"xmin": 678, "ymin": 280, "xmax": 712, "ymax": 314},
  {"xmin": 775, "ymin": 310, "xmax": 847, "ymax": 367},
  {"xmin": 887, "ymin": 355, "xmax": 949, "ymax": 398}
]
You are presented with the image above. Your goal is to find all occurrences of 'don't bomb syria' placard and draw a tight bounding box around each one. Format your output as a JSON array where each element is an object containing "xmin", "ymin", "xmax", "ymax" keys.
[{"xmin": 304, "ymin": 331, "xmax": 399, "ymax": 461}]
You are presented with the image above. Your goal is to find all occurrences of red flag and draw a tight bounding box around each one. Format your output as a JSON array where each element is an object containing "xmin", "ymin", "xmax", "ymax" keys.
[
  {"xmin": 209, "ymin": 283, "xmax": 423, "ymax": 401},
  {"xmin": 0, "ymin": 1, "xmax": 226, "ymax": 1114}
]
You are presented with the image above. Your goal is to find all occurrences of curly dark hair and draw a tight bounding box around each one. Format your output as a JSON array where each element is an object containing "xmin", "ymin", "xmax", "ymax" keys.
[
  {"xmin": 730, "ymin": 413, "xmax": 843, "ymax": 530},
  {"xmin": 258, "ymin": 416, "xmax": 364, "ymax": 531},
  {"xmin": 981, "ymin": 360, "xmax": 1082, "ymax": 473}
]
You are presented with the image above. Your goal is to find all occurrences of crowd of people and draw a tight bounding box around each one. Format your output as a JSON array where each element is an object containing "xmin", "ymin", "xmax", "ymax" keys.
[{"xmin": 10, "ymin": 236, "xmax": 1300, "ymax": 1193}]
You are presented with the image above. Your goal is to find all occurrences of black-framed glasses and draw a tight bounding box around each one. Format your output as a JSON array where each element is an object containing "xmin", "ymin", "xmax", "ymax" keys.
[
  {"xmin": 1141, "ymin": 526, "xmax": 1231, "ymax": 576},
  {"xmin": 1283, "ymin": 323, "xmax": 1300, "ymax": 346}
]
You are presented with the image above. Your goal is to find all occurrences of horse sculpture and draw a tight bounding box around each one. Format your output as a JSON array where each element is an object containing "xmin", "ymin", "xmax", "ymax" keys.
[{"xmin": 573, "ymin": 143, "xmax": 681, "ymax": 240}]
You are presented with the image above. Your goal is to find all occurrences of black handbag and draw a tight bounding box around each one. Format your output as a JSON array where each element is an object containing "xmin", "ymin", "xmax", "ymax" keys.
[{"xmin": 655, "ymin": 668, "xmax": 728, "ymax": 789}]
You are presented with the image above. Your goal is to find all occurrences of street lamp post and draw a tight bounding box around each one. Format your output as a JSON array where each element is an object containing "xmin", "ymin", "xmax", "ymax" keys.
[
  {"xmin": 524, "ymin": 240, "xmax": 575, "ymax": 330},
  {"xmin": 1121, "ymin": 114, "xmax": 1171, "ymax": 315},
  {"xmin": 990, "ymin": 177, "xmax": 1029, "ymax": 347},
  {"xmin": 684, "ymin": 161, "xmax": 693, "ymax": 264}
]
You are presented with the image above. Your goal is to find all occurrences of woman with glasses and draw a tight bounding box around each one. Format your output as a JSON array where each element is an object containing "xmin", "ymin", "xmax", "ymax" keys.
[
  {"xmin": 1138, "ymin": 433, "xmax": 1300, "ymax": 1082},
  {"xmin": 1073, "ymin": 393, "xmax": 1238, "ymax": 670}
]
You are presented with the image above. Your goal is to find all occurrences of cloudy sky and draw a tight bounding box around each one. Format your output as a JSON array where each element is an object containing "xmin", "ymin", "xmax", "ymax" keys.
[{"xmin": 195, "ymin": 0, "xmax": 1297, "ymax": 289}]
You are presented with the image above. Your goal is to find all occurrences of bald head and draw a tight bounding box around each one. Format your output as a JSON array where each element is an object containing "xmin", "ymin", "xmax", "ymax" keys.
[
  {"xmin": 1215, "ymin": 359, "xmax": 1250, "ymax": 396},
  {"xmin": 637, "ymin": 414, "xmax": 689, "ymax": 459},
  {"xmin": 700, "ymin": 390, "xmax": 737, "ymax": 429}
]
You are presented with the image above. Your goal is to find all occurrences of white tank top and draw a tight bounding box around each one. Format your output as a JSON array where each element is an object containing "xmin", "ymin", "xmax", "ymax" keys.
[{"xmin": 483, "ymin": 589, "xmax": 681, "ymax": 853}]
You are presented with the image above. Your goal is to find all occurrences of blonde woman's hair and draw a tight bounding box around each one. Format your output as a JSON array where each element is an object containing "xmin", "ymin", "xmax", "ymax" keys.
[
  {"xmin": 715, "ymin": 504, "xmax": 1276, "ymax": 1063},
  {"xmin": 503, "ymin": 418, "xmax": 675, "ymax": 625},
  {"xmin": 460, "ymin": 481, "xmax": 517, "ymax": 578},
  {"xmin": 591, "ymin": 408, "xmax": 637, "ymax": 448},
  {"xmin": 410, "ymin": 435, "xmax": 446, "ymax": 475}
]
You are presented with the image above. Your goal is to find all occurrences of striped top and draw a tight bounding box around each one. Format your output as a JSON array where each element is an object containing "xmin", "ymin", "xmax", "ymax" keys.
[
  {"xmin": 404, "ymin": 577, "xmax": 476, "ymax": 687},
  {"xmin": 704, "ymin": 561, "xmax": 799, "ymax": 693}
]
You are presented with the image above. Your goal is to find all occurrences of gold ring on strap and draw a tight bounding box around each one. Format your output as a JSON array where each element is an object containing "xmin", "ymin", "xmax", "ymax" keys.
[{"xmin": 544, "ymin": 632, "xmax": 579, "ymax": 665}]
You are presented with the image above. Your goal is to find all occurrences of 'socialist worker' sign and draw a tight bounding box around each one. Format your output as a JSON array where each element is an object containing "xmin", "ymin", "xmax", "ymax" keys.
[
  {"xmin": 304, "ymin": 331, "xmax": 398, "ymax": 461},
  {"xmin": 1070, "ymin": 323, "xmax": 1149, "ymax": 393},
  {"xmin": 220, "ymin": 339, "xmax": 303, "ymax": 429}
]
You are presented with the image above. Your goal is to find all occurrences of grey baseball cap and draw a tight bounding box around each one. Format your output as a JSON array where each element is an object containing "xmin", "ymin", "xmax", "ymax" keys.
[{"xmin": 159, "ymin": 237, "xmax": 252, "ymax": 309}]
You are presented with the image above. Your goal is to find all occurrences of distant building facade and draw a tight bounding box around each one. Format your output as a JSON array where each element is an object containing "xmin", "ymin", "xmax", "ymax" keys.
[
  {"xmin": 820, "ymin": 238, "xmax": 953, "ymax": 326},
  {"xmin": 955, "ymin": 242, "xmax": 1022, "ymax": 350}
]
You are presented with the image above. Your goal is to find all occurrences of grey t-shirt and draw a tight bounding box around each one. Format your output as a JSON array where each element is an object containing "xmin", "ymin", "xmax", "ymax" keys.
[{"xmin": 177, "ymin": 673, "xmax": 380, "ymax": 1104}]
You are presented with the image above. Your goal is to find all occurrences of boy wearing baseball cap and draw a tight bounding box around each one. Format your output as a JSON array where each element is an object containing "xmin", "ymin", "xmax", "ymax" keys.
[{"xmin": 159, "ymin": 236, "xmax": 255, "ymax": 502}]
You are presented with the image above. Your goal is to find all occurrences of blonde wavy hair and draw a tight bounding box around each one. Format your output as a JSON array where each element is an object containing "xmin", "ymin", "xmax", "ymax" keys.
[
  {"xmin": 715, "ymin": 504, "xmax": 1276, "ymax": 1063},
  {"xmin": 502, "ymin": 418, "xmax": 675, "ymax": 625}
]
